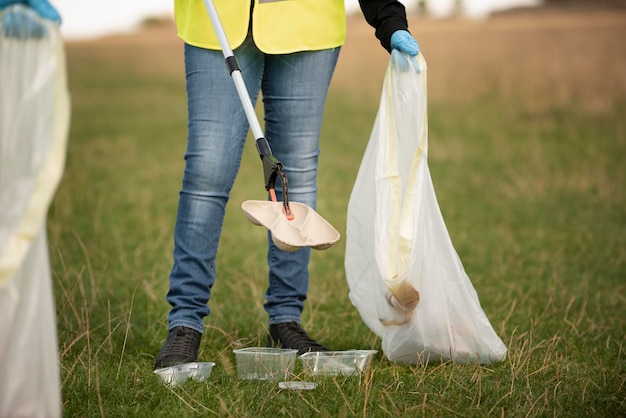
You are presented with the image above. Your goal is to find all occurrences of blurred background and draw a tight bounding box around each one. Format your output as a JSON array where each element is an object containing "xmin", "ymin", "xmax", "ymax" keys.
[
  {"xmin": 39, "ymin": 0, "xmax": 625, "ymax": 415},
  {"xmin": 54, "ymin": 0, "xmax": 553, "ymax": 40}
]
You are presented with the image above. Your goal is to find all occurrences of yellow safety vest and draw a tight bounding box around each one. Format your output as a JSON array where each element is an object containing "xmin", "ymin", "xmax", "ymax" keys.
[{"xmin": 175, "ymin": 0, "xmax": 346, "ymax": 54}]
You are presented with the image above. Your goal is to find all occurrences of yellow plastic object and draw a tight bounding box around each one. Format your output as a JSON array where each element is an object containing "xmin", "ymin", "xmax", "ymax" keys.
[
  {"xmin": 0, "ymin": 6, "xmax": 70, "ymax": 417},
  {"xmin": 241, "ymin": 200, "xmax": 340, "ymax": 252}
]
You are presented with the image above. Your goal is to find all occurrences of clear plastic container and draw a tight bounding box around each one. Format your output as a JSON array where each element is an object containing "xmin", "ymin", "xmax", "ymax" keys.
[
  {"xmin": 279, "ymin": 381, "xmax": 317, "ymax": 390},
  {"xmin": 299, "ymin": 350, "xmax": 377, "ymax": 376},
  {"xmin": 233, "ymin": 347, "xmax": 298, "ymax": 380},
  {"xmin": 153, "ymin": 362, "xmax": 215, "ymax": 387}
]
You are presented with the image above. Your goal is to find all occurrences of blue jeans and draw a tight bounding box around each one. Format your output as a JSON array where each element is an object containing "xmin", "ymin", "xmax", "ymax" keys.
[{"xmin": 166, "ymin": 38, "xmax": 340, "ymax": 334}]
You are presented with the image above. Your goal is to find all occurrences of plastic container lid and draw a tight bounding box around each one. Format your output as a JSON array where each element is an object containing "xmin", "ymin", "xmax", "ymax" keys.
[{"xmin": 279, "ymin": 381, "xmax": 317, "ymax": 390}]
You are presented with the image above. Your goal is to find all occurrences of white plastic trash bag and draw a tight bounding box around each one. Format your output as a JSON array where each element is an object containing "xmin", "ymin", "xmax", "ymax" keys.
[
  {"xmin": 0, "ymin": 5, "xmax": 70, "ymax": 417},
  {"xmin": 345, "ymin": 51, "xmax": 507, "ymax": 364}
]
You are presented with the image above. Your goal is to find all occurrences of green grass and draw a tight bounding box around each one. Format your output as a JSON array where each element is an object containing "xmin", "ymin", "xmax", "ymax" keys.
[{"xmin": 48, "ymin": 19, "xmax": 625, "ymax": 417}]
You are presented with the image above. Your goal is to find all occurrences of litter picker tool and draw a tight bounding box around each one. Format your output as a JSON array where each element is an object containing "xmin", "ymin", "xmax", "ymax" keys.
[
  {"xmin": 202, "ymin": 0, "xmax": 293, "ymax": 219},
  {"xmin": 201, "ymin": 0, "xmax": 340, "ymax": 251}
]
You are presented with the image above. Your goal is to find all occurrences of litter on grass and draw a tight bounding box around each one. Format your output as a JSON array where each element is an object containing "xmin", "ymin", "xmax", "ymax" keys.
[
  {"xmin": 233, "ymin": 347, "xmax": 298, "ymax": 380},
  {"xmin": 242, "ymin": 200, "xmax": 340, "ymax": 252},
  {"xmin": 153, "ymin": 362, "xmax": 215, "ymax": 387},
  {"xmin": 279, "ymin": 381, "xmax": 317, "ymax": 390},
  {"xmin": 299, "ymin": 350, "xmax": 377, "ymax": 376}
]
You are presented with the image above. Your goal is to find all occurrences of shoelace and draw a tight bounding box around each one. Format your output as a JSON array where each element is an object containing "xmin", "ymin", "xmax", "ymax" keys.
[{"xmin": 164, "ymin": 328, "xmax": 199, "ymax": 358}]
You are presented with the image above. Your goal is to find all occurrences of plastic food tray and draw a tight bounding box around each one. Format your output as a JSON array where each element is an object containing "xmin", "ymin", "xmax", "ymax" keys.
[
  {"xmin": 299, "ymin": 350, "xmax": 377, "ymax": 376},
  {"xmin": 233, "ymin": 347, "xmax": 298, "ymax": 380},
  {"xmin": 154, "ymin": 362, "xmax": 215, "ymax": 387}
]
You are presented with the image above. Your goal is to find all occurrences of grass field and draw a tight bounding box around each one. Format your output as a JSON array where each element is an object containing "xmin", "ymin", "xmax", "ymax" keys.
[{"xmin": 49, "ymin": 6, "xmax": 625, "ymax": 417}]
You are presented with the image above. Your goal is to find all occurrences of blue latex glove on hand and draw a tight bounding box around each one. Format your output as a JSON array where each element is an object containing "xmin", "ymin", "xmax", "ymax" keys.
[
  {"xmin": 390, "ymin": 30, "xmax": 421, "ymax": 73},
  {"xmin": 1, "ymin": 0, "xmax": 60, "ymax": 39},
  {"xmin": 0, "ymin": 0, "xmax": 61, "ymax": 23},
  {"xmin": 2, "ymin": 5, "xmax": 46, "ymax": 38},
  {"xmin": 390, "ymin": 30, "xmax": 420, "ymax": 56}
]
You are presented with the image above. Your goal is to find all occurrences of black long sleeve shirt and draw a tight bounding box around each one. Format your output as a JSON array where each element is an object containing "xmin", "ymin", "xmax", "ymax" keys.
[{"xmin": 359, "ymin": 0, "xmax": 410, "ymax": 52}]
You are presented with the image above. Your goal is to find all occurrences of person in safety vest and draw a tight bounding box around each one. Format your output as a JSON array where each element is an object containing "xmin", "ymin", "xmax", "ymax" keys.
[{"xmin": 154, "ymin": 0, "xmax": 420, "ymax": 369}]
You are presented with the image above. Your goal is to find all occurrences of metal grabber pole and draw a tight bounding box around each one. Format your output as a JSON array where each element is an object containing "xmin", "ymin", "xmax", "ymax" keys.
[{"xmin": 202, "ymin": 0, "xmax": 294, "ymax": 220}]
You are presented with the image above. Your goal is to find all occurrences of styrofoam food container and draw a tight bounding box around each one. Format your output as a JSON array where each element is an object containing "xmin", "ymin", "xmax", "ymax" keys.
[
  {"xmin": 299, "ymin": 350, "xmax": 377, "ymax": 376},
  {"xmin": 153, "ymin": 362, "xmax": 215, "ymax": 387},
  {"xmin": 241, "ymin": 200, "xmax": 340, "ymax": 252},
  {"xmin": 233, "ymin": 347, "xmax": 298, "ymax": 380}
]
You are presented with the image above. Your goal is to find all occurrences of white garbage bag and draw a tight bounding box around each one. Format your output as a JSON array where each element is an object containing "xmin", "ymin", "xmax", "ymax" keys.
[
  {"xmin": 0, "ymin": 5, "xmax": 70, "ymax": 416},
  {"xmin": 345, "ymin": 51, "xmax": 507, "ymax": 364}
]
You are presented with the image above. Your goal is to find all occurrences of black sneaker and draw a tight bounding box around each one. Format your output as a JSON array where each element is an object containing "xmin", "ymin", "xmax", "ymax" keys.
[
  {"xmin": 267, "ymin": 322, "xmax": 329, "ymax": 355},
  {"xmin": 154, "ymin": 326, "xmax": 202, "ymax": 370}
]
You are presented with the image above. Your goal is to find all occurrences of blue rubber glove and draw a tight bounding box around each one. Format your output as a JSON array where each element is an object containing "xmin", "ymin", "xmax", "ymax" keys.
[
  {"xmin": 390, "ymin": 30, "xmax": 421, "ymax": 73},
  {"xmin": 390, "ymin": 30, "xmax": 420, "ymax": 56},
  {"xmin": 2, "ymin": 5, "xmax": 46, "ymax": 38},
  {"xmin": 0, "ymin": 0, "xmax": 61, "ymax": 23},
  {"xmin": 1, "ymin": 0, "xmax": 60, "ymax": 38}
]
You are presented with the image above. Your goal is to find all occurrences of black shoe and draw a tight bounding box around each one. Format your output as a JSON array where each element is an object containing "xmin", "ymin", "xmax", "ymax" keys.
[
  {"xmin": 154, "ymin": 326, "xmax": 202, "ymax": 370},
  {"xmin": 267, "ymin": 322, "xmax": 329, "ymax": 355}
]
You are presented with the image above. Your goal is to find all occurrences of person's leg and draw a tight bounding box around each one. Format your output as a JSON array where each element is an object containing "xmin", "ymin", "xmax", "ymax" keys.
[
  {"xmin": 260, "ymin": 47, "xmax": 340, "ymax": 348},
  {"xmin": 155, "ymin": 38, "xmax": 264, "ymax": 368}
]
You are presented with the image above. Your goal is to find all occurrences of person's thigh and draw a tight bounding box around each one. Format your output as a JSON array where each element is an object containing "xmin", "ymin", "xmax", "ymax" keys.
[
  {"xmin": 166, "ymin": 40, "xmax": 266, "ymax": 330},
  {"xmin": 183, "ymin": 40, "xmax": 265, "ymax": 196},
  {"xmin": 261, "ymin": 47, "xmax": 341, "ymax": 207}
]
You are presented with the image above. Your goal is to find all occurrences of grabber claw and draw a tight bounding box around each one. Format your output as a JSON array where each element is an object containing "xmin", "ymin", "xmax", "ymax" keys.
[
  {"xmin": 258, "ymin": 140, "xmax": 294, "ymax": 221},
  {"xmin": 202, "ymin": 0, "xmax": 295, "ymax": 221}
]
